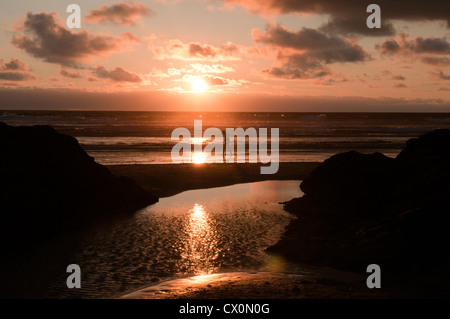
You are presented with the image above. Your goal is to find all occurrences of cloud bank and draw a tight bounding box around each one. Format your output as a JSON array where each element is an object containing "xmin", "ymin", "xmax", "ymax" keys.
[
  {"xmin": 12, "ymin": 12, "xmax": 140, "ymax": 68},
  {"xmin": 85, "ymin": 2, "xmax": 153, "ymax": 26}
]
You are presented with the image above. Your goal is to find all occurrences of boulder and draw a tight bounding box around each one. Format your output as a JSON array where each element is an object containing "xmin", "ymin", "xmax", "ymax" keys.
[
  {"xmin": 0, "ymin": 122, "xmax": 158, "ymax": 249},
  {"xmin": 271, "ymin": 129, "xmax": 450, "ymax": 296}
]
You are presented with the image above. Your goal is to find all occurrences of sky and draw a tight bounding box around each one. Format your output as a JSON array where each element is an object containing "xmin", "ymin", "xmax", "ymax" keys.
[{"xmin": 0, "ymin": 0, "xmax": 449, "ymax": 111}]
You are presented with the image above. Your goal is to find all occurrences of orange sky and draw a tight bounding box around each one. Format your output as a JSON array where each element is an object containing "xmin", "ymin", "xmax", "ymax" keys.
[{"xmin": 0, "ymin": 1, "xmax": 449, "ymax": 111}]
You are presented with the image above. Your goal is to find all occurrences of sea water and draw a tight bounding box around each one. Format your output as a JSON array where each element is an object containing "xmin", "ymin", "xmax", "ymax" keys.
[{"xmin": 2, "ymin": 111, "xmax": 449, "ymax": 164}]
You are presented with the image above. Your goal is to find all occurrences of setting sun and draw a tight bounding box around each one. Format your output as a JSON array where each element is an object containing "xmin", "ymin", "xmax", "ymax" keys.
[
  {"xmin": 192, "ymin": 152, "xmax": 205, "ymax": 164},
  {"xmin": 191, "ymin": 78, "xmax": 208, "ymax": 93}
]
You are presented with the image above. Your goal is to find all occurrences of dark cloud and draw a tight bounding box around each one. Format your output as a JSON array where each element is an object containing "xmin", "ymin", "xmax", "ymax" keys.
[
  {"xmin": 378, "ymin": 34, "xmax": 450, "ymax": 55},
  {"xmin": 0, "ymin": 58, "xmax": 36, "ymax": 81},
  {"xmin": 60, "ymin": 69, "xmax": 82, "ymax": 79},
  {"xmin": 377, "ymin": 39, "xmax": 401, "ymax": 54},
  {"xmin": 377, "ymin": 33, "xmax": 450, "ymax": 67},
  {"xmin": 92, "ymin": 66, "xmax": 142, "ymax": 82},
  {"xmin": 85, "ymin": 2, "xmax": 154, "ymax": 26},
  {"xmin": 148, "ymin": 37, "xmax": 241, "ymax": 61},
  {"xmin": 393, "ymin": 75, "xmax": 406, "ymax": 81},
  {"xmin": 189, "ymin": 43, "xmax": 217, "ymax": 58},
  {"xmin": 254, "ymin": 25, "xmax": 369, "ymax": 79},
  {"xmin": 0, "ymin": 72, "xmax": 36, "ymax": 81},
  {"xmin": 187, "ymin": 42, "xmax": 239, "ymax": 59},
  {"xmin": 406, "ymin": 37, "xmax": 450, "ymax": 54},
  {"xmin": 319, "ymin": 18, "xmax": 395, "ymax": 37},
  {"xmin": 12, "ymin": 12, "xmax": 140, "ymax": 68},
  {"xmin": 1, "ymin": 58, "xmax": 27, "ymax": 71},
  {"xmin": 254, "ymin": 25, "xmax": 369, "ymax": 62},
  {"xmin": 263, "ymin": 64, "xmax": 331, "ymax": 80},
  {"xmin": 224, "ymin": 0, "xmax": 450, "ymax": 35},
  {"xmin": 421, "ymin": 56, "xmax": 450, "ymax": 66},
  {"xmin": 435, "ymin": 70, "xmax": 450, "ymax": 80}
]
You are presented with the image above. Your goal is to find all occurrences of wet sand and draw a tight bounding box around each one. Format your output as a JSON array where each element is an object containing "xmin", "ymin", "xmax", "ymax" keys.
[
  {"xmin": 107, "ymin": 162, "xmax": 319, "ymax": 198},
  {"xmin": 120, "ymin": 269, "xmax": 393, "ymax": 299}
]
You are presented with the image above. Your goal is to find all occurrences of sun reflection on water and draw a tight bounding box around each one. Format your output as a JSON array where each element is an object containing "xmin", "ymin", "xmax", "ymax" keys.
[
  {"xmin": 177, "ymin": 204, "xmax": 220, "ymax": 275},
  {"xmin": 192, "ymin": 152, "xmax": 206, "ymax": 164}
]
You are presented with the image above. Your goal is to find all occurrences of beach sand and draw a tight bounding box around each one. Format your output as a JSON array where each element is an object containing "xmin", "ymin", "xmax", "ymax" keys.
[
  {"xmin": 119, "ymin": 269, "xmax": 393, "ymax": 299},
  {"xmin": 107, "ymin": 162, "xmax": 319, "ymax": 198}
]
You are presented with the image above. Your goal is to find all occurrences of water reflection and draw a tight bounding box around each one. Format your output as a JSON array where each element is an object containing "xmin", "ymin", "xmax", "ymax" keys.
[
  {"xmin": 59, "ymin": 180, "xmax": 302, "ymax": 298},
  {"xmin": 177, "ymin": 204, "xmax": 220, "ymax": 275}
]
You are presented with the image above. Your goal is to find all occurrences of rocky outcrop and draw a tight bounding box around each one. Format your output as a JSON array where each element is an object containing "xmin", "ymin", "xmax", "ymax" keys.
[
  {"xmin": 270, "ymin": 129, "xmax": 450, "ymax": 295},
  {"xmin": 0, "ymin": 122, "xmax": 158, "ymax": 249}
]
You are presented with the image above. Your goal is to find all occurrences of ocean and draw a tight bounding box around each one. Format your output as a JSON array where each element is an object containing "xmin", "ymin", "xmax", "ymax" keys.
[{"xmin": 2, "ymin": 111, "xmax": 450, "ymax": 164}]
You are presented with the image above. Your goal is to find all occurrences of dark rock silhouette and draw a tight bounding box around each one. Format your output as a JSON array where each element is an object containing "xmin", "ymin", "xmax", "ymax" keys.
[
  {"xmin": 0, "ymin": 122, "xmax": 158, "ymax": 250},
  {"xmin": 270, "ymin": 129, "xmax": 450, "ymax": 296}
]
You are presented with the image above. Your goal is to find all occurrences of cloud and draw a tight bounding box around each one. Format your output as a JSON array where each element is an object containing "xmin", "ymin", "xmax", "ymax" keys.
[
  {"xmin": 319, "ymin": 18, "xmax": 396, "ymax": 37},
  {"xmin": 262, "ymin": 57, "xmax": 332, "ymax": 80},
  {"xmin": 254, "ymin": 25, "xmax": 369, "ymax": 79},
  {"xmin": 222, "ymin": 0, "xmax": 450, "ymax": 35},
  {"xmin": 0, "ymin": 72, "xmax": 36, "ymax": 81},
  {"xmin": 411, "ymin": 37, "xmax": 450, "ymax": 54},
  {"xmin": 144, "ymin": 64, "xmax": 235, "ymax": 79},
  {"xmin": 381, "ymin": 70, "xmax": 406, "ymax": 81},
  {"xmin": 190, "ymin": 64, "xmax": 235, "ymax": 74},
  {"xmin": 393, "ymin": 75, "xmax": 406, "ymax": 81},
  {"xmin": 1, "ymin": 88, "xmax": 448, "ymax": 111},
  {"xmin": 378, "ymin": 33, "xmax": 450, "ymax": 55},
  {"xmin": 147, "ymin": 35, "xmax": 241, "ymax": 61},
  {"xmin": 253, "ymin": 25, "xmax": 368, "ymax": 61},
  {"xmin": 92, "ymin": 66, "xmax": 142, "ymax": 82},
  {"xmin": 0, "ymin": 58, "xmax": 27, "ymax": 71},
  {"xmin": 431, "ymin": 70, "xmax": 450, "ymax": 80},
  {"xmin": 0, "ymin": 58, "xmax": 36, "ymax": 81},
  {"xmin": 180, "ymin": 74, "xmax": 243, "ymax": 89},
  {"xmin": 377, "ymin": 39, "xmax": 401, "ymax": 54},
  {"xmin": 12, "ymin": 12, "xmax": 140, "ymax": 68},
  {"xmin": 421, "ymin": 56, "xmax": 450, "ymax": 66},
  {"xmin": 203, "ymin": 75, "xmax": 228, "ymax": 85},
  {"xmin": 85, "ymin": 2, "xmax": 154, "ymax": 26},
  {"xmin": 188, "ymin": 43, "xmax": 217, "ymax": 58},
  {"xmin": 377, "ymin": 33, "xmax": 450, "ymax": 66},
  {"xmin": 60, "ymin": 69, "xmax": 83, "ymax": 79}
]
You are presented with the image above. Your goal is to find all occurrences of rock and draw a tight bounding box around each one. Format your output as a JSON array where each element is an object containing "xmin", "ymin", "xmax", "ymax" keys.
[
  {"xmin": 271, "ymin": 129, "xmax": 450, "ymax": 296},
  {"xmin": 300, "ymin": 151, "xmax": 396, "ymax": 197},
  {"xmin": 0, "ymin": 122, "xmax": 158, "ymax": 250},
  {"xmin": 397, "ymin": 129, "xmax": 450, "ymax": 161}
]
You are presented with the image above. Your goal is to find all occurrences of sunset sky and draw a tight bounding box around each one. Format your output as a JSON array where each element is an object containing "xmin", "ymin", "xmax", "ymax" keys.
[{"xmin": 0, "ymin": 0, "xmax": 449, "ymax": 111}]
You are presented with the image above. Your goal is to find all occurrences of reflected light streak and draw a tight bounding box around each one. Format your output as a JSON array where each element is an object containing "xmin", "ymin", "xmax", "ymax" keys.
[{"xmin": 177, "ymin": 204, "xmax": 220, "ymax": 275}]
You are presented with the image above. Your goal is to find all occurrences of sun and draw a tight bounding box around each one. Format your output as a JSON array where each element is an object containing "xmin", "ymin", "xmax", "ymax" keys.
[
  {"xmin": 192, "ymin": 152, "xmax": 205, "ymax": 164},
  {"xmin": 191, "ymin": 78, "xmax": 208, "ymax": 92}
]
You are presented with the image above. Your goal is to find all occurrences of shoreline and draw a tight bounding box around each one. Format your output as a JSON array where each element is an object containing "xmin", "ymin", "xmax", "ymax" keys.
[
  {"xmin": 119, "ymin": 267, "xmax": 395, "ymax": 299},
  {"xmin": 107, "ymin": 162, "xmax": 319, "ymax": 198}
]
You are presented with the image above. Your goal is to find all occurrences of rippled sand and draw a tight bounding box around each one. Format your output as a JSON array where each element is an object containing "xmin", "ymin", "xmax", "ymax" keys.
[{"xmin": 120, "ymin": 269, "xmax": 393, "ymax": 299}]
